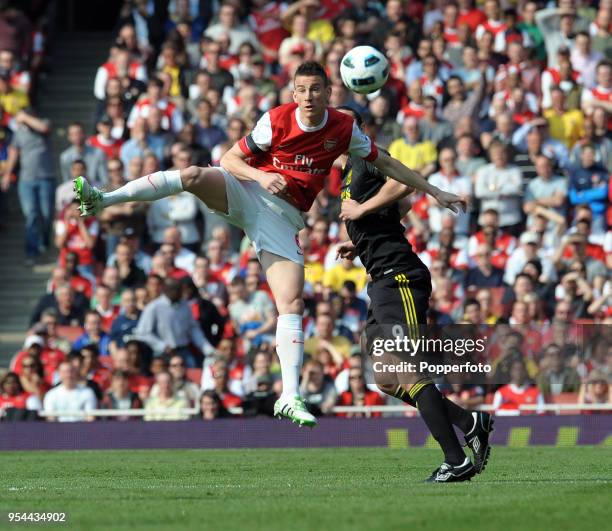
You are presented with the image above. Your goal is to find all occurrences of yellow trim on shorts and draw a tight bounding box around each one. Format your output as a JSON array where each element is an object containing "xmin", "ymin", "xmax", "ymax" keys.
[
  {"xmin": 394, "ymin": 274, "xmax": 414, "ymax": 337},
  {"xmin": 396, "ymin": 274, "xmax": 419, "ymax": 341}
]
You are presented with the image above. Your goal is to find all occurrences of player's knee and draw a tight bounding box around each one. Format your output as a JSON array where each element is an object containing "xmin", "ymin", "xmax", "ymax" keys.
[
  {"xmin": 180, "ymin": 165, "xmax": 203, "ymax": 191},
  {"xmin": 376, "ymin": 383, "xmax": 398, "ymax": 396},
  {"xmin": 277, "ymin": 298, "xmax": 304, "ymax": 316}
]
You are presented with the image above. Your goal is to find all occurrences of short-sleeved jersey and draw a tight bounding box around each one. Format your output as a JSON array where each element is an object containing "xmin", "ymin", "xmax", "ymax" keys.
[
  {"xmin": 341, "ymin": 155, "xmax": 429, "ymax": 282},
  {"xmin": 238, "ymin": 102, "xmax": 378, "ymax": 211}
]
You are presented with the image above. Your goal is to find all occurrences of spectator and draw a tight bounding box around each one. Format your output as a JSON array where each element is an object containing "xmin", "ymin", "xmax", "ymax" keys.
[
  {"xmin": 109, "ymin": 241, "xmax": 147, "ymax": 289},
  {"xmin": 109, "ymin": 288, "xmax": 141, "ymax": 352},
  {"xmin": 1, "ymin": 109, "xmax": 54, "ymax": 265},
  {"xmin": 209, "ymin": 358, "xmax": 242, "ymax": 411},
  {"xmin": 474, "ymin": 141, "xmax": 523, "ymax": 232},
  {"xmin": 304, "ymin": 313, "xmax": 352, "ymax": 360},
  {"xmin": 427, "ymin": 147, "xmax": 472, "ymax": 236},
  {"xmin": 323, "ymin": 257, "xmax": 368, "ymax": 293},
  {"xmin": 73, "ymin": 310, "xmax": 112, "ymax": 356},
  {"xmin": 389, "ymin": 116, "xmax": 437, "ymax": 177},
  {"xmin": 88, "ymin": 115, "xmax": 125, "ymax": 159},
  {"xmin": 146, "ymin": 186, "xmax": 199, "ymax": 251},
  {"xmin": 0, "ymin": 67, "xmax": 28, "ymax": 122},
  {"xmin": 581, "ymin": 60, "xmax": 612, "ymax": 129},
  {"xmin": 537, "ymin": 343, "xmax": 582, "ymax": 397},
  {"xmin": 535, "ymin": 7, "xmax": 578, "ymax": 68},
  {"xmin": 570, "ymin": 32, "xmax": 603, "ymax": 89},
  {"xmin": 419, "ymin": 96, "xmax": 453, "ymax": 147},
  {"xmin": 127, "ymin": 77, "xmax": 184, "ymax": 133},
  {"xmin": 337, "ymin": 366, "xmax": 386, "ymax": 417},
  {"xmin": 149, "ymin": 354, "xmax": 199, "ymax": 406},
  {"xmin": 101, "ymin": 369, "xmax": 143, "ymax": 419},
  {"xmin": 30, "ymin": 284, "xmax": 86, "ymax": 327},
  {"xmin": 512, "ymin": 118, "xmax": 571, "ymax": 171},
  {"xmin": 205, "ymin": 3, "xmax": 259, "ymax": 54},
  {"xmin": 144, "ymin": 371, "xmax": 190, "ymax": 420},
  {"xmin": 16, "ymin": 355, "xmax": 49, "ymax": 401},
  {"xmin": 299, "ymin": 359, "xmax": 337, "ymax": 416},
  {"xmin": 132, "ymin": 277, "xmax": 213, "ymax": 366},
  {"xmin": 162, "ymin": 226, "xmax": 196, "ymax": 274},
  {"xmin": 60, "ymin": 122, "xmax": 107, "ymax": 186},
  {"xmin": 464, "ymin": 244, "xmax": 505, "ymax": 290},
  {"xmin": 504, "ymin": 233, "xmax": 556, "ymax": 286},
  {"xmin": 90, "ymin": 283, "xmax": 120, "ymax": 331},
  {"xmin": 493, "ymin": 358, "xmax": 545, "ymax": 415},
  {"xmin": 199, "ymin": 389, "xmax": 229, "ymax": 420},
  {"xmin": 568, "ymin": 145, "xmax": 609, "ymax": 234},
  {"xmin": 228, "ymin": 276, "xmax": 277, "ymax": 347},
  {"xmin": 36, "ymin": 308, "xmax": 73, "ymax": 354},
  {"xmin": 578, "ymin": 370, "xmax": 611, "ymax": 413},
  {"xmin": 181, "ymin": 277, "xmax": 226, "ymax": 348},
  {"xmin": 523, "ymin": 155, "xmax": 568, "ymax": 225},
  {"xmin": 442, "ymin": 67, "xmax": 487, "ymax": 124},
  {"xmin": 55, "ymin": 200, "xmax": 98, "ymax": 282},
  {"xmin": 0, "ymin": 371, "xmax": 41, "ymax": 419},
  {"xmin": 192, "ymin": 97, "xmax": 226, "ymax": 151},
  {"xmin": 544, "ymin": 86, "xmax": 585, "ymax": 149},
  {"xmin": 43, "ymin": 361, "xmax": 97, "ymax": 422}
]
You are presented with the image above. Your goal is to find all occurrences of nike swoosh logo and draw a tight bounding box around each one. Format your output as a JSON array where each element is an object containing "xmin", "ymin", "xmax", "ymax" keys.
[
  {"xmin": 147, "ymin": 174, "xmax": 158, "ymax": 191},
  {"xmin": 291, "ymin": 339, "xmax": 304, "ymax": 344}
]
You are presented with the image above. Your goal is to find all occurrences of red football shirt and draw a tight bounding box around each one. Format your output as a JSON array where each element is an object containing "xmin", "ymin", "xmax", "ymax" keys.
[{"xmin": 238, "ymin": 103, "xmax": 378, "ymax": 211}]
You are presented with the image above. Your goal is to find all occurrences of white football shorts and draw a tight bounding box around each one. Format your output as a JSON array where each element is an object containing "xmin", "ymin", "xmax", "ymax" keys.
[{"xmin": 212, "ymin": 168, "xmax": 306, "ymax": 264}]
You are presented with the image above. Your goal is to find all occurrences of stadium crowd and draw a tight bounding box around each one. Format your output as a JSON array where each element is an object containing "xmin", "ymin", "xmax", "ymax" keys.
[{"xmin": 0, "ymin": 0, "xmax": 610, "ymax": 422}]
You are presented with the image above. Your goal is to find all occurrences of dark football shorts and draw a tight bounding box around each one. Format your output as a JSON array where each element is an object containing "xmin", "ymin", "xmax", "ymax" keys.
[
  {"xmin": 366, "ymin": 271, "xmax": 431, "ymax": 332},
  {"xmin": 363, "ymin": 271, "xmax": 432, "ymax": 386}
]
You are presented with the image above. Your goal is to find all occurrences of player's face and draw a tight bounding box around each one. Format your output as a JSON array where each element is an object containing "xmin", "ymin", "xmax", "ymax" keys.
[{"xmin": 293, "ymin": 75, "xmax": 330, "ymax": 125}]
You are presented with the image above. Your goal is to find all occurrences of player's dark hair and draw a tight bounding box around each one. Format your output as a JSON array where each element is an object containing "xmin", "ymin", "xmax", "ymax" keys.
[
  {"xmin": 336, "ymin": 105, "xmax": 364, "ymax": 127},
  {"xmin": 294, "ymin": 61, "xmax": 330, "ymax": 87}
]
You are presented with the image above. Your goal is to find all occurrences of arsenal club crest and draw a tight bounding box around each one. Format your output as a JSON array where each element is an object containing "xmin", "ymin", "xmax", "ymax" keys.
[{"xmin": 323, "ymin": 139, "xmax": 337, "ymax": 151}]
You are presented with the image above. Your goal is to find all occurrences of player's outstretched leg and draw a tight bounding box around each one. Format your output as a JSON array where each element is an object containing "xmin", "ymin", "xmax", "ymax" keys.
[
  {"xmin": 261, "ymin": 251, "xmax": 316, "ymax": 428},
  {"xmin": 381, "ymin": 383, "xmax": 493, "ymax": 475},
  {"xmin": 74, "ymin": 166, "xmax": 229, "ymax": 216}
]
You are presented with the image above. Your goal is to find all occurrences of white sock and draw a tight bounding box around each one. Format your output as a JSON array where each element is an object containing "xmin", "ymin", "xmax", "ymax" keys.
[
  {"xmin": 102, "ymin": 170, "xmax": 183, "ymax": 207},
  {"xmin": 276, "ymin": 313, "xmax": 304, "ymax": 400}
]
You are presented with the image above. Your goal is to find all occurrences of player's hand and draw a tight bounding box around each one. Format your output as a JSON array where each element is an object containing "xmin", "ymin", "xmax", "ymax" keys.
[
  {"xmin": 340, "ymin": 199, "xmax": 365, "ymax": 221},
  {"xmin": 433, "ymin": 189, "xmax": 467, "ymax": 214},
  {"xmin": 259, "ymin": 172, "xmax": 288, "ymax": 195},
  {"xmin": 335, "ymin": 240, "xmax": 356, "ymax": 260}
]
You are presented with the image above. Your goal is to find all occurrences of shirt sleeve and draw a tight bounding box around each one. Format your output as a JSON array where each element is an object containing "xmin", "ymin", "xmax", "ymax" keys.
[
  {"xmin": 347, "ymin": 121, "xmax": 378, "ymax": 161},
  {"xmin": 239, "ymin": 112, "xmax": 272, "ymax": 155}
]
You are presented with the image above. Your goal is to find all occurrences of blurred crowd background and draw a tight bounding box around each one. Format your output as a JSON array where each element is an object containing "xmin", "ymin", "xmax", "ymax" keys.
[{"xmin": 0, "ymin": 0, "xmax": 610, "ymax": 422}]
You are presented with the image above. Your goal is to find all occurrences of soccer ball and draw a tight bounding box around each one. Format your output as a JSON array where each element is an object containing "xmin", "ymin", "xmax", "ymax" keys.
[{"xmin": 340, "ymin": 46, "xmax": 390, "ymax": 95}]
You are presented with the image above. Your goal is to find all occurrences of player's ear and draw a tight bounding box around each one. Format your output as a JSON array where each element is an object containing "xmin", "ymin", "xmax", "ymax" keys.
[
  {"xmin": 292, "ymin": 87, "xmax": 298, "ymax": 104},
  {"xmin": 325, "ymin": 84, "xmax": 332, "ymax": 102}
]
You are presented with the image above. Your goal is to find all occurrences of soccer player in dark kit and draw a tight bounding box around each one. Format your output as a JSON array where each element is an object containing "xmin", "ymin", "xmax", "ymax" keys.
[{"xmin": 334, "ymin": 106, "xmax": 494, "ymax": 483}]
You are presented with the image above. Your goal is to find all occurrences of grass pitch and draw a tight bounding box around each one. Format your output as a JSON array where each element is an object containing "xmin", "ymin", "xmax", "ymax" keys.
[{"xmin": 0, "ymin": 447, "xmax": 610, "ymax": 531}]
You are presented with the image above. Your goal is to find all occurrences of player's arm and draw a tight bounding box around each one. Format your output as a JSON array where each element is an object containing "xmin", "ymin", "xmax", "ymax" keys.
[
  {"xmin": 340, "ymin": 178, "xmax": 412, "ymax": 221},
  {"xmin": 371, "ymin": 151, "xmax": 467, "ymax": 213},
  {"xmin": 1, "ymin": 144, "xmax": 19, "ymax": 191},
  {"xmin": 220, "ymin": 114, "xmax": 288, "ymax": 195},
  {"xmin": 347, "ymin": 121, "xmax": 465, "ymax": 213}
]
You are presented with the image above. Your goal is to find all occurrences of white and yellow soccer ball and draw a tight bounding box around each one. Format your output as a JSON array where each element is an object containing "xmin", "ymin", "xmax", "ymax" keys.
[{"xmin": 340, "ymin": 45, "xmax": 390, "ymax": 95}]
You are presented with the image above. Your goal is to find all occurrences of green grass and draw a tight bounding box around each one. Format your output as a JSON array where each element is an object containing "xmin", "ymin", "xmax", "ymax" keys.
[{"xmin": 0, "ymin": 448, "xmax": 610, "ymax": 531}]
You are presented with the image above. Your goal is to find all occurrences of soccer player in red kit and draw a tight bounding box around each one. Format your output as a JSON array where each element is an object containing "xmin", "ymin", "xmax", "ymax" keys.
[{"xmin": 75, "ymin": 62, "xmax": 466, "ymax": 427}]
